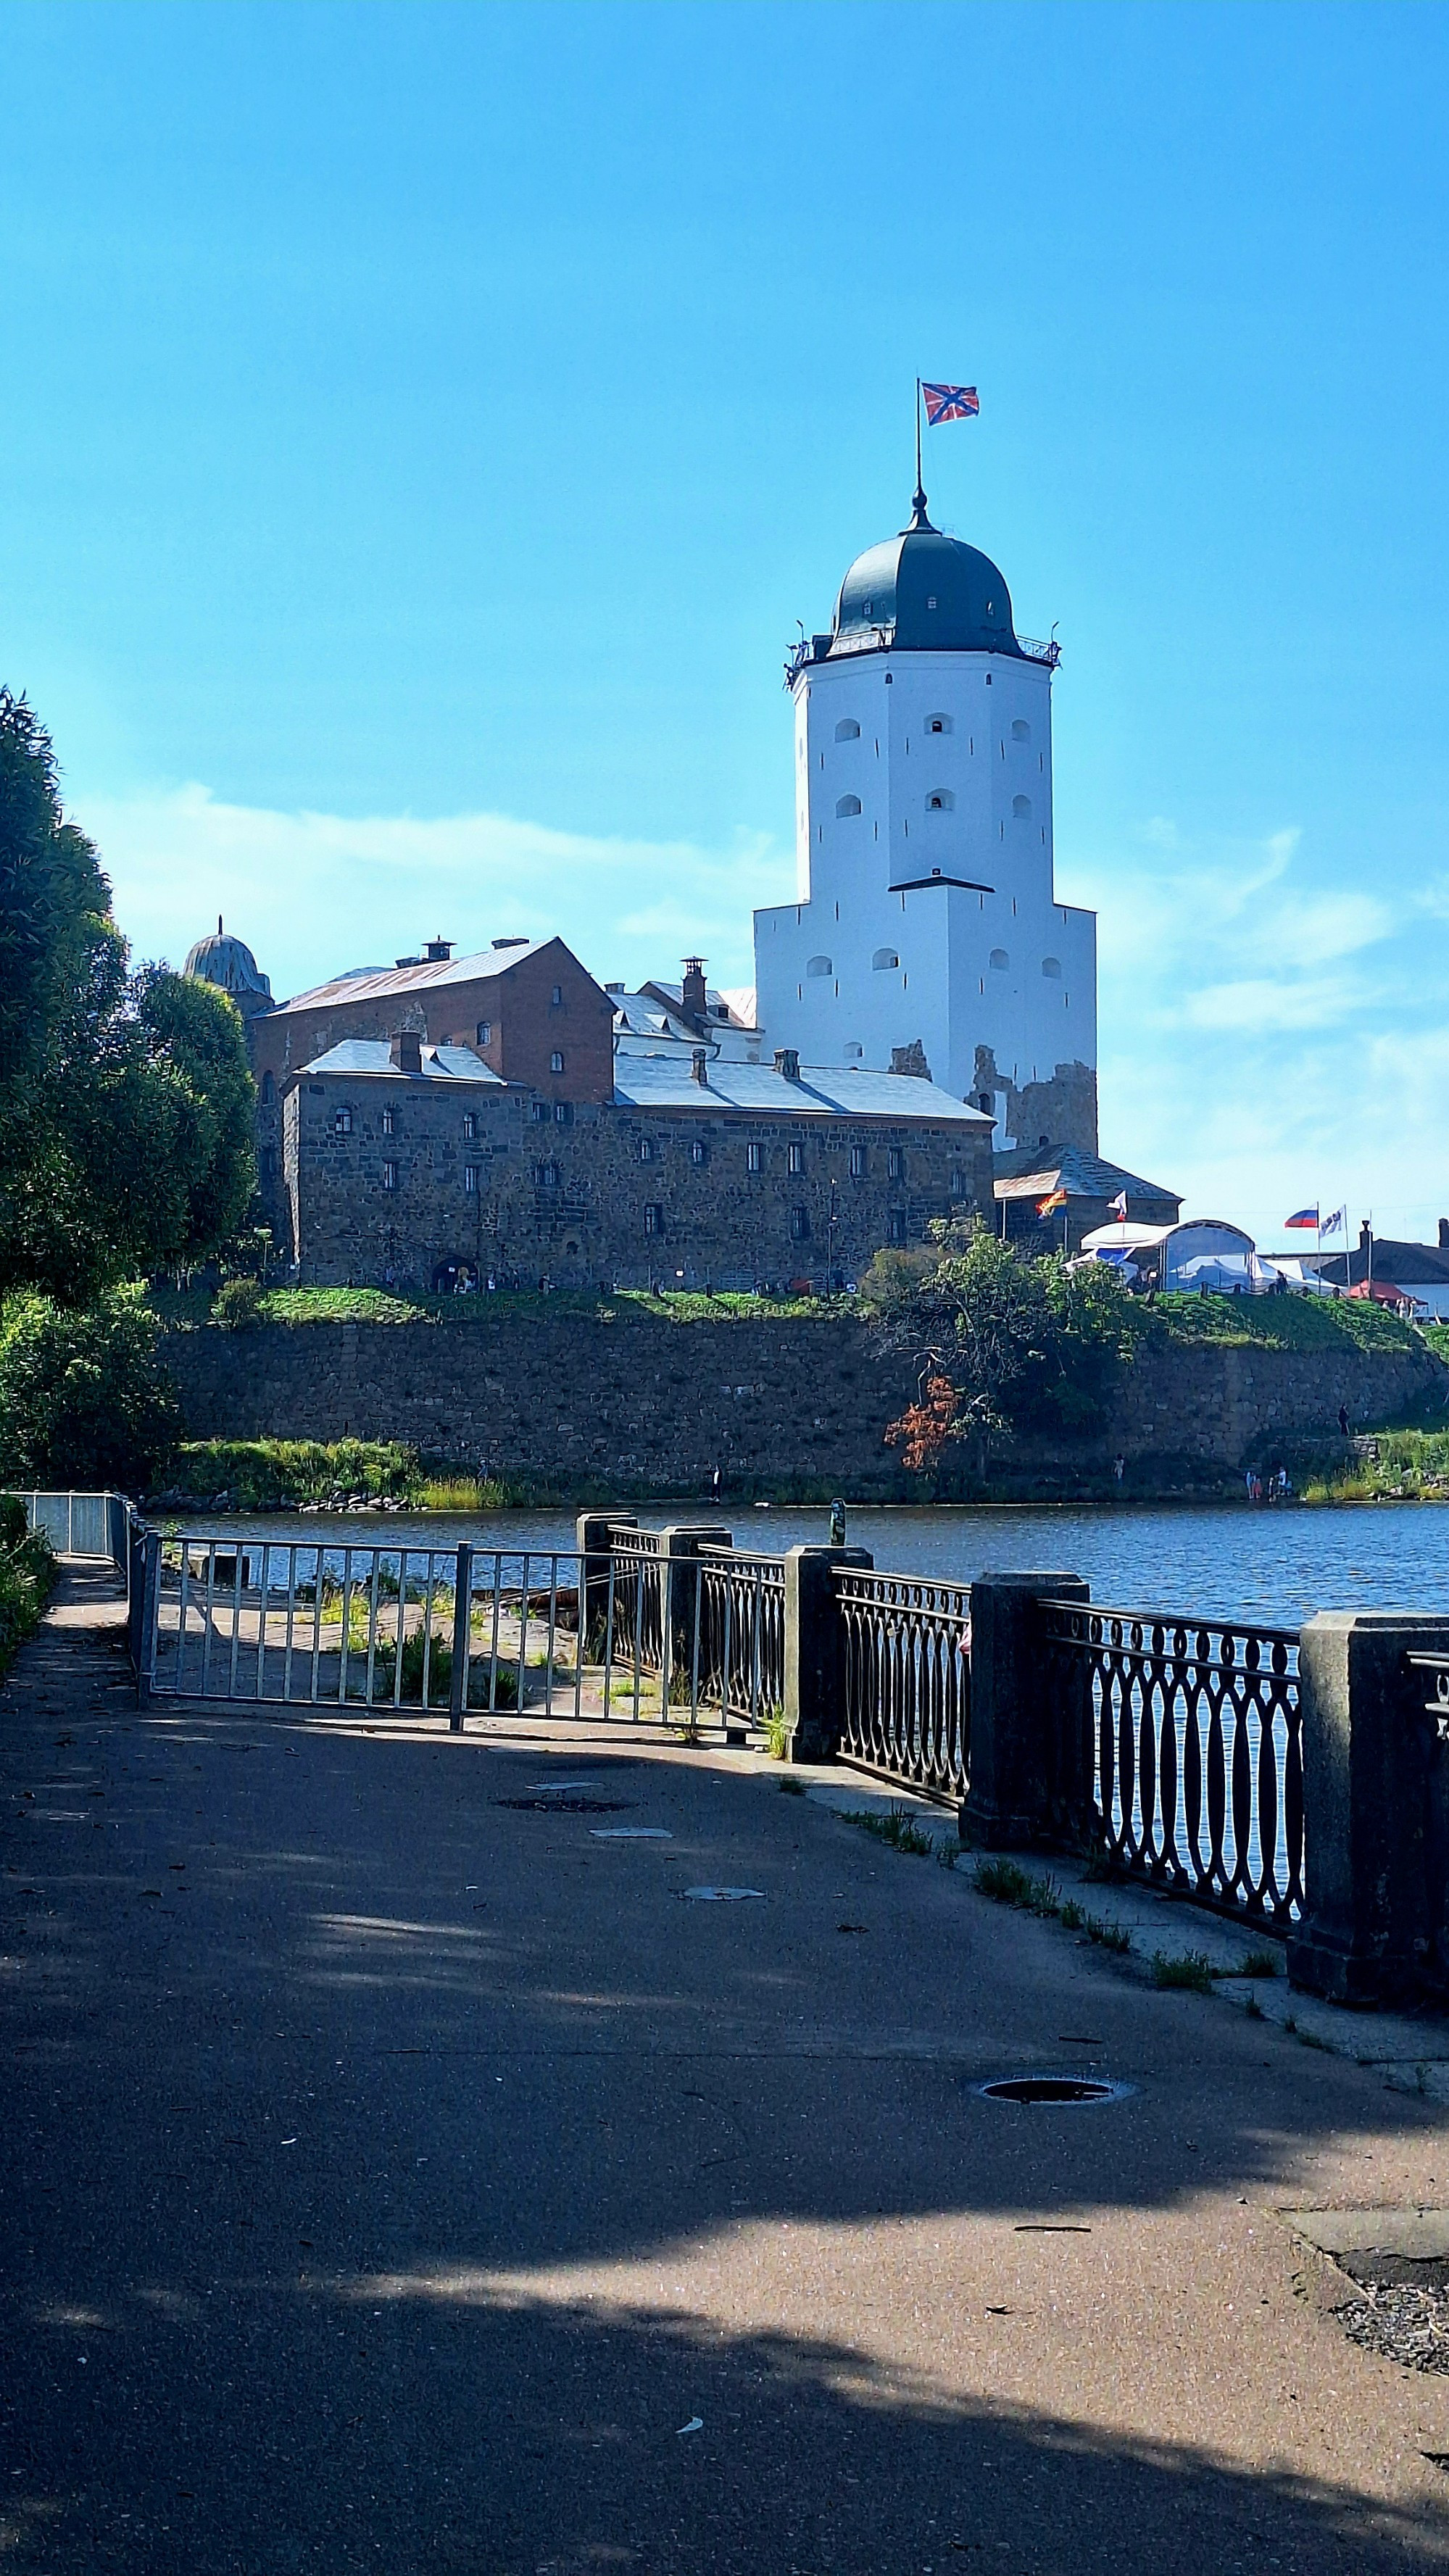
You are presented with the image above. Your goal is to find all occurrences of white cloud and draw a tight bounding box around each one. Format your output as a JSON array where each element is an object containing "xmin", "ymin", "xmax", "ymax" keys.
[{"xmin": 77, "ymin": 782, "xmax": 791, "ymax": 1002}]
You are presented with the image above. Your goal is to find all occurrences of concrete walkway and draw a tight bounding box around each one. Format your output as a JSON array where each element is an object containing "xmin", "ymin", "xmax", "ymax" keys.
[{"xmin": 4, "ymin": 1566, "xmax": 1449, "ymax": 2574}]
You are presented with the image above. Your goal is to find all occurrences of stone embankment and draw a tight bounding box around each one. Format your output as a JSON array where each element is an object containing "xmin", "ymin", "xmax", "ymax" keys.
[{"xmin": 159, "ymin": 1317, "xmax": 1449, "ymax": 1500}]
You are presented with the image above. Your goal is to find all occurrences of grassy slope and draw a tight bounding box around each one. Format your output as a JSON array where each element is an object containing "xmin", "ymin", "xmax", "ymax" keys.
[{"xmin": 150, "ymin": 1284, "xmax": 843, "ymax": 1330}]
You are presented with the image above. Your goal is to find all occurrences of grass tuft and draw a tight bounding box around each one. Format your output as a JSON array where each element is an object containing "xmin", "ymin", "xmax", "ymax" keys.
[
  {"xmin": 1152, "ymin": 1950, "xmax": 1216, "ymax": 1994},
  {"xmin": 776, "ymin": 1774, "xmax": 806, "ymax": 1796},
  {"xmin": 1237, "ymin": 1948, "xmax": 1282, "ymax": 1979},
  {"xmin": 843, "ymin": 1803, "xmax": 936, "ymax": 1857}
]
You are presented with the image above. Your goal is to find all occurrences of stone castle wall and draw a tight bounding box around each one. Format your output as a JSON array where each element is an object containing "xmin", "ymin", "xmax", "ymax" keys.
[{"xmin": 159, "ymin": 1317, "xmax": 1448, "ymax": 1497}]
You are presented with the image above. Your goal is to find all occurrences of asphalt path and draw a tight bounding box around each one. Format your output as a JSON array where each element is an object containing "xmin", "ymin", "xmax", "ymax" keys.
[{"xmin": 4, "ymin": 1566, "xmax": 1449, "ymax": 2573}]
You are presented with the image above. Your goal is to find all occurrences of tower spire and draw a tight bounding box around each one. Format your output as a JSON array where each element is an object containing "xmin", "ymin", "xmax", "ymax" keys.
[{"xmin": 910, "ymin": 379, "xmax": 936, "ymax": 530}]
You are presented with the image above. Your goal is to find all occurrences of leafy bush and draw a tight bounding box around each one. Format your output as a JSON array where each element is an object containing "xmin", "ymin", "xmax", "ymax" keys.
[
  {"xmin": 212, "ymin": 1276, "xmax": 265, "ymax": 1331},
  {"xmin": 173, "ymin": 1437, "xmax": 418, "ymax": 1506},
  {"xmin": 0, "ymin": 1289, "xmax": 181, "ymax": 1489},
  {"xmin": 0, "ymin": 1513, "xmax": 54, "ymax": 1675}
]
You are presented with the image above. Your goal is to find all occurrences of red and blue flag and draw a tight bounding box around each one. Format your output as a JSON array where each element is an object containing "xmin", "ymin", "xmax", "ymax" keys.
[
  {"xmin": 1284, "ymin": 1206, "xmax": 1320, "ymax": 1229},
  {"xmin": 922, "ymin": 383, "xmax": 980, "ymax": 425}
]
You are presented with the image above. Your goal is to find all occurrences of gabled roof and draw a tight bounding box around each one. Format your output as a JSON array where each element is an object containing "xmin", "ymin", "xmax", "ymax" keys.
[
  {"xmin": 995, "ymin": 1143, "xmax": 1180, "ymax": 1205},
  {"xmin": 1313, "ymin": 1239, "xmax": 1449, "ymax": 1288},
  {"xmin": 299, "ymin": 1041, "xmax": 505, "ymax": 1085},
  {"xmin": 274, "ymin": 939, "xmax": 560, "ymax": 1015},
  {"xmin": 612, "ymin": 1056, "xmax": 991, "ymax": 1123}
]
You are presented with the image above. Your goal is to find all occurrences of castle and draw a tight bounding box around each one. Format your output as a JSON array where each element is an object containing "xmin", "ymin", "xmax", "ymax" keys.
[{"xmin": 185, "ymin": 481, "xmax": 1133, "ymax": 1292}]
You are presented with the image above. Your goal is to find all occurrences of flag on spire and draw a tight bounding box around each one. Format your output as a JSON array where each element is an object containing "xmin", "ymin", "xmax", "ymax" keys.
[{"xmin": 921, "ymin": 382, "xmax": 979, "ymax": 425}]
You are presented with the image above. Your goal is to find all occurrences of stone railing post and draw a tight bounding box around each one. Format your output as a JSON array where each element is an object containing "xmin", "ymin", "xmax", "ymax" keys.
[
  {"xmin": 652, "ymin": 1526, "xmax": 733, "ymax": 1713},
  {"xmin": 784, "ymin": 1545, "xmax": 873, "ymax": 1764},
  {"xmin": 960, "ymin": 1573, "xmax": 1092, "ymax": 1848},
  {"xmin": 1288, "ymin": 1611, "xmax": 1449, "ymax": 2003},
  {"xmin": 575, "ymin": 1511, "xmax": 636, "ymax": 1658}
]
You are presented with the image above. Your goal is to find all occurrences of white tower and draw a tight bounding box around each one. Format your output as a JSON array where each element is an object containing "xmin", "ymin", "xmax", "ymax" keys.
[{"xmin": 753, "ymin": 487, "xmax": 1097, "ymax": 1152}]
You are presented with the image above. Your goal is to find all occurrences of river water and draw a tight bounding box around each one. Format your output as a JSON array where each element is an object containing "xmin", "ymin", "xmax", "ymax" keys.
[{"xmin": 195, "ymin": 1499, "xmax": 1448, "ymax": 1629}]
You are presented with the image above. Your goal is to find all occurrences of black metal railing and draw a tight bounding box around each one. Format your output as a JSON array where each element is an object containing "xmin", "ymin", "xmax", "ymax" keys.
[
  {"xmin": 1035, "ymin": 1597, "xmax": 1303, "ymax": 1924},
  {"xmin": 834, "ymin": 1568, "xmax": 972, "ymax": 1805},
  {"xmin": 696, "ymin": 1547, "xmax": 786, "ymax": 1727}
]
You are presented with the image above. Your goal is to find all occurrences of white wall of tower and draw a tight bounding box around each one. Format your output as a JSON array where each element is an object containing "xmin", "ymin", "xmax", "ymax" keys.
[{"xmin": 755, "ymin": 644, "xmax": 1095, "ymax": 1118}]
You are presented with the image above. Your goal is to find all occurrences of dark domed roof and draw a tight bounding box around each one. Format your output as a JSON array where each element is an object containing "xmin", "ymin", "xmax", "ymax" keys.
[
  {"xmin": 829, "ymin": 491, "xmax": 1024, "ymax": 659},
  {"xmin": 183, "ymin": 918, "xmax": 274, "ymax": 1013}
]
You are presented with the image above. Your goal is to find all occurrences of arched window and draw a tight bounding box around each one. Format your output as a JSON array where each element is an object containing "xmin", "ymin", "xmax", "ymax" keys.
[
  {"xmin": 872, "ymin": 947, "xmax": 899, "ymax": 971},
  {"xmin": 989, "ymin": 948, "xmax": 1010, "ymax": 971},
  {"xmin": 1011, "ymin": 719, "xmax": 1031, "ymax": 742},
  {"xmin": 1012, "ymin": 795, "xmax": 1031, "ymax": 820},
  {"xmin": 834, "ymin": 718, "xmax": 860, "ymax": 741},
  {"xmin": 549, "ymin": 1050, "xmax": 565, "ymax": 1073},
  {"xmin": 805, "ymin": 955, "xmax": 833, "ymax": 979},
  {"xmin": 835, "ymin": 794, "xmax": 862, "ymax": 818},
  {"xmin": 926, "ymin": 789, "xmax": 954, "ymax": 812},
  {"xmin": 926, "ymin": 712, "xmax": 952, "ymax": 735},
  {"xmin": 476, "ymin": 1019, "xmax": 492, "ymax": 1046},
  {"xmin": 1041, "ymin": 956, "xmax": 1062, "ymax": 979}
]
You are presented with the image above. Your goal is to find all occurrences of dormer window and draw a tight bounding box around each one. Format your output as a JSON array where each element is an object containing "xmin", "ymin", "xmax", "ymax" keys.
[
  {"xmin": 1012, "ymin": 796, "xmax": 1031, "ymax": 820},
  {"xmin": 989, "ymin": 948, "xmax": 1010, "ymax": 971},
  {"xmin": 926, "ymin": 714, "xmax": 952, "ymax": 734},
  {"xmin": 1011, "ymin": 719, "xmax": 1031, "ymax": 741},
  {"xmin": 834, "ymin": 718, "xmax": 860, "ymax": 741},
  {"xmin": 805, "ymin": 955, "xmax": 833, "ymax": 978},
  {"xmin": 1042, "ymin": 956, "xmax": 1062, "ymax": 979},
  {"xmin": 835, "ymin": 794, "xmax": 862, "ymax": 818},
  {"xmin": 872, "ymin": 948, "xmax": 899, "ymax": 971},
  {"xmin": 926, "ymin": 789, "xmax": 954, "ymax": 812}
]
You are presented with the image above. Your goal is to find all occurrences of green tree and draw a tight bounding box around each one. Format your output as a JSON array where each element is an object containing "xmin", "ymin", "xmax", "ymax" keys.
[
  {"xmin": 861, "ymin": 1216, "xmax": 1145, "ymax": 1468},
  {"xmin": 0, "ymin": 1289, "xmax": 183, "ymax": 1489},
  {"xmin": 0, "ymin": 691, "xmax": 256, "ymax": 1299}
]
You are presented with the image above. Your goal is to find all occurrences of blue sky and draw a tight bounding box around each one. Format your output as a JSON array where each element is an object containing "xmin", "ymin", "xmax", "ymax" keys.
[{"xmin": 4, "ymin": 0, "xmax": 1448, "ymax": 1240}]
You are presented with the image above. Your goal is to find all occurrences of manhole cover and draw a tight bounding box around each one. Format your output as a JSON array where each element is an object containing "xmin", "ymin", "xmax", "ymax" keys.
[
  {"xmin": 495, "ymin": 1795, "xmax": 631, "ymax": 1814},
  {"xmin": 978, "ymin": 2075, "xmax": 1129, "ymax": 2105}
]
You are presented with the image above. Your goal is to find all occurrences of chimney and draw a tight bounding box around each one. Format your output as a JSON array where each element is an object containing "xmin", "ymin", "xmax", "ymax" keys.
[
  {"xmin": 390, "ymin": 1029, "xmax": 423, "ymax": 1074},
  {"xmin": 423, "ymin": 935, "xmax": 453, "ymax": 963},
  {"xmin": 1440, "ymin": 1218, "xmax": 1449, "ymax": 1251},
  {"xmin": 1360, "ymin": 1218, "xmax": 1373, "ymax": 1252},
  {"xmin": 681, "ymin": 956, "xmax": 708, "ymax": 1023},
  {"xmin": 691, "ymin": 1047, "xmax": 709, "ymax": 1085},
  {"xmin": 773, "ymin": 1047, "xmax": 800, "ymax": 1082}
]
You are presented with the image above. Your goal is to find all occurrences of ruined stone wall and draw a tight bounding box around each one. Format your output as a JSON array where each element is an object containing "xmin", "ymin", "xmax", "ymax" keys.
[{"xmin": 159, "ymin": 1317, "xmax": 1448, "ymax": 1498}]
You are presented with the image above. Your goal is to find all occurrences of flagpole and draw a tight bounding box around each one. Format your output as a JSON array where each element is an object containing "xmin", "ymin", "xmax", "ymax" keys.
[{"xmin": 915, "ymin": 378, "xmax": 923, "ymax": 505}]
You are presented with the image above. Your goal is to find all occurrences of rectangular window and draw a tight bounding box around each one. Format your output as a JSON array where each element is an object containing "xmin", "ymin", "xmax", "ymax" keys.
[
  {"xmin": 382, "ymin": 1160, "xmax": 397, "ymax": 1192},
  {"xmin": 464, "ymin": 1164, "xmax": 478, "ymax": 1194},
  {"xmin": 644, "ymin": 1203, "xmax": 663, "ymax": 1237},
  {"xmin": 887, "ymin": 1146, "xmax": 904, "ymax": 1181},
  {"xmin": 950, "ymin": 1166, "xmax": 966, "ymax": 1196},
  {"xmin": 639, "ymin": 1137, "xmax": 655, "ymax": 1163},
  {"xmin": 887, "ymin": 1210, "xmax": 907, "ymax": 1245},
  {"xmin": 691, "ymin": 1139, "xmax": 708, "ymax": 1166},
  {"xmin": 787, "ymin": 1142, "xmax": 804, "ymax": 1175},
  {"xmin": 532, "ymin": 1099, "xmax": 551, "ymax": 1123},
  {"xmin": 554, "ymin": 1100, "xmax": 573, "ymax": 1126},
  {"xmin": 789, "ymin": 1205, "xmax": 810, "ymax": 1242},
  {"xmin": 381, "ymin": 1106, "xmax": 394, "ymax": 1137},
  {"xmin": 477, "ymin": 1020, "xmax": 492, "ymax": 1046},
  {"xmin": 850, "ymin": 1143, "xmax": 866, "ymax": 1179},
  {"xmin": 462, "ymin": 1112, "xmax": 476, "ymax": 1141},
  {"xmin": 747, "ymin": 1142, "xmax": 763, "ymax": 1173},
  {"xmin": 334, "ymin": 1108, "xmax": 353, "ymax": 1136}
]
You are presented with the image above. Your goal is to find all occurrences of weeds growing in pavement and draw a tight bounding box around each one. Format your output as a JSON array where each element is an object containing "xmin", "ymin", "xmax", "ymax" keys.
[
  {"xmin": 971, "ymin": 1859, "xmax": 1130, "ymax": 1949},
  {"xmin": 1237, "ymin": 1948, "xmax": 1282, "ymax": 1978},
  {"xmin": 763, "ymin": 1709, "xmax": 790, "ymax": 1761},
  {"xmin": 776, "ymin": 1775, "xmax": 806, "ymax": 1796},
  {"xmin": 1152, "ymin": 1950, "xmax": 1216, "ymax": 1994},
  {"xmin": 843, "ymin": 1804, "xmax": 936, "ymax": 1857}
]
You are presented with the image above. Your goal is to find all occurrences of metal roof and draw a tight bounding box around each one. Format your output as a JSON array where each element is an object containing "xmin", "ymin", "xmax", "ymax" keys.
[
  {"xmin": 612, "ymin": 1055, "xmax": 990, "ymax": 1123},
  {"xmin": 275, "ymin": 941, "xmax": 554, "ymax": 1015},
  {"xmin": 995, "ymin": 1144, "xmax": 1180, "ymax": 1205},
  {"xmin": 299, "ymin": 1040, "xmax": 505, "ymax": 1085}
]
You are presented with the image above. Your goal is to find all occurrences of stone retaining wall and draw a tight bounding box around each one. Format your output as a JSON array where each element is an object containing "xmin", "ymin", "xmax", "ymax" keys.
[{"xmin": 159, "ymin": 1319, "xmax": 1448, "ymax": 1499}]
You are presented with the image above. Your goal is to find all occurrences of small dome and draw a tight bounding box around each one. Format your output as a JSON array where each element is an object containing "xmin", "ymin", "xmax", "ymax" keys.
[
  {"xmin": 183, "ymin": 918, "xmax": 274, "ymax": 1012},
  {"xmin": 829, "ymin": 494, "xmax": 1023, "ymax": 659}
]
